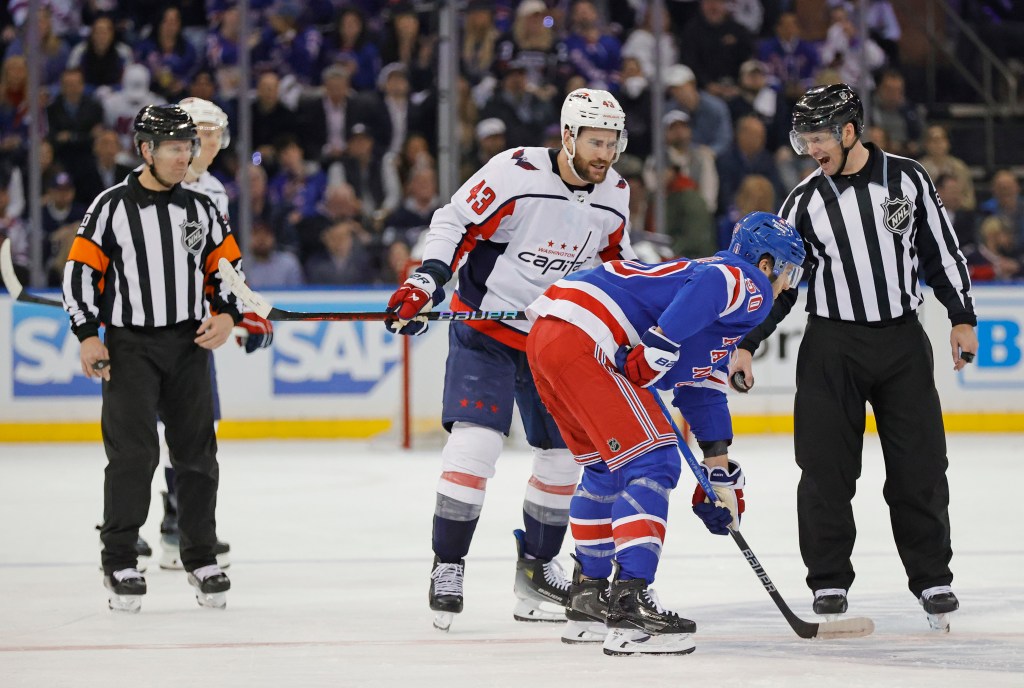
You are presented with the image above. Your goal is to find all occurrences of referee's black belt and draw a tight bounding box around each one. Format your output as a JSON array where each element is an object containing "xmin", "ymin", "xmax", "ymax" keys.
[{"xmin": 809, "ymin": 311, "xmax": 918, "ymax": 329}]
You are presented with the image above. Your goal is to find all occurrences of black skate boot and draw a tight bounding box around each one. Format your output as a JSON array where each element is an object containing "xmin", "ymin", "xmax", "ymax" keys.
[
  {"xmin": 95, "ymin": 526, "xmax": 151, "ymax": 572},
  {"xmin": 429, "ymin": 556, "xmax": 464, "ymax": 632},
  {"xmin": 160, "ymin": 491, "xmax": 231, "ymax": 570},
  {"xmin": 187, "ymin": 564, "xmax": 230, "ymax": 609},
  {"xmin": 812, "ymin": 588, "xmax": 849, "ymax": 619},
  {"xmin": 104, "ymin": 568, "xmax": 147, "ymax": 613},
  {"xmin": 561, "ymin": 554, "xmax": 609, "ymax": 644},
  {"xmin": 604, "ymin": 567, "xmax": 696, "ymax": 656},
  {"xmin": 512, "ymin": 529, "xmax": 570, "ymax": 622},
  {"xmin": 919, "ymin": 586, "xmax": 959, "ymax": 632}
]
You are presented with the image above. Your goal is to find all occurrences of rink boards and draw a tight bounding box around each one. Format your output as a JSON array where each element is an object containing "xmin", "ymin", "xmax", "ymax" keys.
[{"xmin": 0, "ymin": 285, "xmax": 1022, "ymax": 441}]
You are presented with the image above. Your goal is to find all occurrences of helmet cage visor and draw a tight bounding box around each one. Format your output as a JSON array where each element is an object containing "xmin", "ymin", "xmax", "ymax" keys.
[
  {"xmin": 194, "ymin": 122, "xmax": 230, "ymax": 150},
  {"xmin": 773, "ymin": 258, "xmax": 804, "ymax": 286},
  {"xmin": 790, "ymin": 125, "xmax": 843, "ymax": 155},
  {"xmin": 137, "ymin": 134, "xmax": 201, "ymax": 160}
]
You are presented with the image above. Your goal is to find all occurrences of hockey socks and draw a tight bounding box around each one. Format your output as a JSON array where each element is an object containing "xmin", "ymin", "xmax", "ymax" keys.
[
  {"xmin": 569, "ymin": 462, "xmax": 621, "ymax": 580},
  {"xmin": 522, "ymin": 512, "xmax": 567, "ymax": 562}
]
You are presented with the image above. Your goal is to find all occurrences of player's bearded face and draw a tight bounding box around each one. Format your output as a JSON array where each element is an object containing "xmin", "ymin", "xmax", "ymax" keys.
[{"xmin": 572, "ymin": 129, "xmax": 619, "ymax": 183}]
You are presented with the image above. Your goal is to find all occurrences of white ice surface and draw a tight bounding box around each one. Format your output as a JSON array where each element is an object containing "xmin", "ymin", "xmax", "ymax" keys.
[{"xmin": 1, "ymin": 434, "xmax": 1022, "ymax": 687}]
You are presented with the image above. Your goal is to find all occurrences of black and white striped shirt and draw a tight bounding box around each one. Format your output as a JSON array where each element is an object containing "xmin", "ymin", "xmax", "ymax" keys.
[
  {"xmin": 741, "ymin": 144, "xmax": 976, "ymax": 351},
  {"xmin": 63, "ymin": 171, "xmax": 244, "ymax": 341}
]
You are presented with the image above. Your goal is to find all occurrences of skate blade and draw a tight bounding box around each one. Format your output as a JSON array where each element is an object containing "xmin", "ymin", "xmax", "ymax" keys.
[
  {"xmin": 433, "ymin": 612, "xmax": 455, "ymax": 632},
  {"xmin": 513, "ymin": 598, "xmax": 567, "ymax": 623},
  {"xmin": 926, "ymin": 613, "xmax": 950, "ymax": 632},
  {"xmin": 194, "ymin": 591, "xmax": 227, "ymax": 609},
  {"xmin": 108, "ymin": 594, "xmax": 142, "ymax": 613},
  {"xmin": 561, "ymin": 620, "xmax": 608, "ymax": 644},
  {"xmin": 602, "ymin": 628, "xmax": 696, "ymax": 656}
]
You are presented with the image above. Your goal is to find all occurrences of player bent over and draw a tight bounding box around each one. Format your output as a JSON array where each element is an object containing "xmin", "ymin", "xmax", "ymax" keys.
[
  {"xmin": 384, "ymin": 89, "xmax": 635, "ymax": 631},
  {"xmin": 525, "ymin": 212, "xmax": 806, "ymax": 655}
]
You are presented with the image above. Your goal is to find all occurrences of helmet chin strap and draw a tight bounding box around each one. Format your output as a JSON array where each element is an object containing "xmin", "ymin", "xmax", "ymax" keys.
[
  {"xmin": 144, "ymin": 142, "xmax": 192, "ymax": 189},
  {"xmin": 831, "ymin": 130, "xmax": 860, "ymax": 177},
  {"xmin": 561, "ymin": 134, "xmax": 589, "ymax": 185}
]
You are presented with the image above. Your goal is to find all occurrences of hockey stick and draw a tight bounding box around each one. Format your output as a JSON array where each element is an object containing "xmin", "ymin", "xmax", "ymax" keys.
[
  {"xmin": 650, "ymin": 390, "xmax": 875, "ymax": 640},
  {"xmin": 217, "ymin": 258, "xmax": 527, "ymax": 323},
  {"xmin": 0, "ymin": 239, "xmax": 64, "ymax": 307}
]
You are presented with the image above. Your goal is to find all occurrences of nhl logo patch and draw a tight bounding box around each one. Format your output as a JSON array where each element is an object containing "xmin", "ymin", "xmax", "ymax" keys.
[
  {"xmin": 180, "ymin": 220, "xmax": 206, "ymax": 255},
  {"xmin": 880, "ymin": 196, "xmax": 913, "ymax": 235},
  {"xmin": 607, "ymin": 438, "xmax": 621, "ymax": 452}
]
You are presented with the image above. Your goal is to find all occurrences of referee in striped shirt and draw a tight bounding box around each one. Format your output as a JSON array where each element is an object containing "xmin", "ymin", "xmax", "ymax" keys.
[
  {"xmin": 63, "ymin": 104, "xmax": 241, "ymax": 608},
  {"xmin": 730, "ymin": 84, "xmax": 978, "ymax": 626}
]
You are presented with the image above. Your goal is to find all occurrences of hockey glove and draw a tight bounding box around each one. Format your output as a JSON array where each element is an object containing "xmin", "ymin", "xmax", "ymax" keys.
[
  {"xmin": 691, "ymin": 460, "xmax": 746, "ymax": 535},
  {"xmin": 235, "ymin": 312, "xmax": 274, "ymax": 353},
  {"xmin": 614, "ymin": 326, "xmax": 681, "ymax": 388},
  {"xmin": 385, "ymin": 272, "xmax": 444, "ymax": 336}
]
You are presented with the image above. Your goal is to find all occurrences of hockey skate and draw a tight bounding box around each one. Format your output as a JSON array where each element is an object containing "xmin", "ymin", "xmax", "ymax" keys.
[
  {"xmin": 512, "ymin": 529, "xmax": 570, "ymax": 623},
  {"xmin": 562, "ymin": 555, "xmax": 609, "ymax": 645},
  {"xmin": 603, "ymin": 571, "xmax": 696, "ymax": 656},
  {"xmin": 919, "ymin": 586, "xmax": 959, "ymax": 632},
  {"xmin": 429, "ymin": 556, "xmax": 464, "ymax": 631},
  {"xmin": 187, "ymin": 564, "xmax": 230, "ymax": 609},
  {"xmin": 812, "ymin": 588, "xmax": 849, "ymax": 622},
  {"xmin": 104, "ymin": 568, "xmax": 146, "ymax": 613},
  {"xmin": 159, "ymin": 492, "xmax": 231, "ymax": 570}
]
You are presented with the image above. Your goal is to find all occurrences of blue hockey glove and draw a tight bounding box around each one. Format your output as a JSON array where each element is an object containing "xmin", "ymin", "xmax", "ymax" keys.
[
  {"xmin": 691, "ymin": 460, "xmax": 745, "ymax": 535},
  {"xmin": 614, "ymin": 326, "xmax": 680, "ymax": 388}
]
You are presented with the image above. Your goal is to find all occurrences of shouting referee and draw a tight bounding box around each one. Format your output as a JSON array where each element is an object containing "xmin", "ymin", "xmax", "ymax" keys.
[
  {"xmin": 63, "ymin": 104, "xmax": 241, "ymax": 611},
  {"xmin": 730, "ymin": 84, "xmax": 978, "ymax": 631}
]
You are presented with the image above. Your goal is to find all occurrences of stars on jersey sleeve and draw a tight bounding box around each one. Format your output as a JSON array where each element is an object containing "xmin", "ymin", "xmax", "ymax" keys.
[{"xmin": 459, "ymin": 399, "xmax": 500, "ymax": 414}]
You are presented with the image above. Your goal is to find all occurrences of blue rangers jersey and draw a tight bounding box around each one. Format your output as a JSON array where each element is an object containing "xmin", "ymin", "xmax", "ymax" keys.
[{"xmin": 527, "ymin": 252, "xmax": 776, "ymax": 442}]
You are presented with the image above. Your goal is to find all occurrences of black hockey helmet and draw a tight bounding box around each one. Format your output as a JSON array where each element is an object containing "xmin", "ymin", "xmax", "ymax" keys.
[
  {"xmin": 791, "ymin": 83, "xmax": 864, "ymax": 135},
  {"xmin": 133, "ymin": 104, "xmax": 198, "ymax": 156}
]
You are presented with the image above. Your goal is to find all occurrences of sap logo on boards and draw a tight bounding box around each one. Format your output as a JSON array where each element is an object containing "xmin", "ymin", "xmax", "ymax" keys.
[
  {"xmin": 271, "ymin": 300, "xmax": 403, "ymax": 395},
  {"xmin": 959, "ymin": 298, "xmax": 1023, "ymax": 388},
  {"xmin": 11, "ymin": 303, "xmax": 101, "ymax": 397}
]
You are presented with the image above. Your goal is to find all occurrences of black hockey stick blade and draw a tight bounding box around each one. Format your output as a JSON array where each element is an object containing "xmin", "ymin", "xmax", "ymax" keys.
[
  {"xmin": 1, "ymin": 239, "xmax": 63, "ymax": 307},
  {"xmin": 217, "ymin": 258, "xmax": 527, "ymax": 323},
  {"xmin": 730, "ymin": 529, "xmax": 875, "ymax": 639}
]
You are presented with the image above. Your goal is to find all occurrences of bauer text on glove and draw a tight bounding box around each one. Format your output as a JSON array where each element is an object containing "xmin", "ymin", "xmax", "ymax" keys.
[
  {"xmin": 385, "ymin": 272, "xmax": 443, "ymax": 336},
  {"xmin": 614, "ymin": 326, "xmax": 680, "ymax": 388}
]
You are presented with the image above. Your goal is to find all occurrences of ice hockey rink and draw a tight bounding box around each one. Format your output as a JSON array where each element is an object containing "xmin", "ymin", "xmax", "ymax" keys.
[{"xmin": 1, "ymin": 433, "xmax": 1022, "ymax": 688}]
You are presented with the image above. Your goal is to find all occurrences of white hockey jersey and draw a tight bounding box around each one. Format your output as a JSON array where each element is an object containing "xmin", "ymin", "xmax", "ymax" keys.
[
  {"xmin": 422, "ymin": 147, "xmax": 635, "ymax": 350},
  {"xmin": 182, "ymin": 171, "xmax": 230, "ymax": 220}
]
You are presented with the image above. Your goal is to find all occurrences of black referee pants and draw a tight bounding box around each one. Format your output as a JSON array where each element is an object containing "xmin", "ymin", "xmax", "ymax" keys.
[
  {"xmin": 794, "ymin": 315, "xmax": 953, "ymax": 598},
  {"xmin": 99, "ymin": 321, "xmax": 220, "ymax": 575}
]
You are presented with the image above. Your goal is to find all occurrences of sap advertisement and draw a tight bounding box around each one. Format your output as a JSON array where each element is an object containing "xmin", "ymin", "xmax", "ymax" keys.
[{"xmin": 0, "ymin": 286, "xmax": 1021, "ymax": 428}]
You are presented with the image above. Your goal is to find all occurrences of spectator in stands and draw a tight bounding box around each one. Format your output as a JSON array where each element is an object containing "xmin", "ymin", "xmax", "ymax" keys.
[
  {"xmin": 328, "ymin": 121, "xmax": 402, "ymax": 229},
  {"xmin": 245, "ymin": 220, "xmax": 306, "ymax": 288},
  {"xmin": 135, "ymin": 7, "xmax": 198, "ymax": 101},
  {"xmin": 3, "ymin": 5, "xmax": 69, "ymax": 86},
  {"xmin": 0, "ymin": 55, "xmax": 28, "ymax": 159},
  {"xmin": 678, "ymin": 0, "xmax": 755, "ymax": 99},
  {"xmin": 295, "ymin": 182, "xmax": 365, "ymax": 262},
  {"xmin": 617, "ymin": 55, "xmax": 652, "ymax": 159},
  {"xmin": 397, "ymin": 132, "xmax": 436, "ymax": 187},
  {"xmin": 480, "ymin": 58, "xmax": 555, "ymax": 148},
  {"xmin": 103, "ymin": 64, "xmax": 166, "ymax": 157},
  {"xmin": 716, "ymin": 173, "xmax": 776, "ymax": 250},
  {"xmin": 871, "ymin": 69, "xmax": 925, "ymax": 158},
  {"xmin": 727, "ymin": 59, "xmax": 789, "ymax": 152},
  {"xmin": 46, "ymin": 68, "xmax": 105, "ymax": 172},
  {"xmin": 757, "ymin": 12, "xmax": 820, "ymax": 108},
  {"xmin": 67, "ymin": 15, "xmax": 133, "ymax": 89},
  {"xmin": 382, "ymin": 165, "xmax": 440, "ymax": 248},
  {"xmin": 296, "ymin": 65, "xmax": 356, "ymax": 165},
  {"xmin": 76, "ymin": 129, "xmax": 134, "ymax": 206},
  {"xmin": 862, "ymin": 0, "xmax": 902, "ymax": 67},
  {"xmin": 562, "ymin": 0, "xmax": 622, "ymax": 92},
  {"xmin": 935, "ymin": 173, "xmax": 978, "ymax": 250},
  {"xmin": 254, "ymin": 0, "xmax": 324, "ymax": 88},
  {"xmin": 206, "ymin": 6, "xmax": 242, "ymax": 75},
  {"xmin": 621, "ymin": 3, "xmax": 678, "ymax": 80},
  {"xmin": 716, "ymin": 115, "xmax": 785, "ymax": 215},
  {"xmin": 325, "ymin": 6, "xmax": 382, "ymax": 93},
  {"xmin": 920, "ymin": 124, "xmax": 977, "ymax": 210},
  {"xmin": 379, "ymin": 1, "xmax": 434, "ymax": 92},
  {"xmin": 617, "ymin": 154, "xmax": 650, "ymax": 234},
  {"xmin": 644, "ymin": 109, "xmax": 719, "ymax": 216},
  {"xmin": 461, "ymin": 117, "xmax": 505, "ymax": 182},
  {"xmin": 0, "ymin": 165, "xmax": 28, "ymax": 282},
  {"xmin": 819, "ymin": 4, "xmax": 886, "ymax": 91},
  {"xmin": 966, "ymin": 215, "xmax": 1023, "ymax": 282},
  {"xmin": 379, "ymin": 238, "xmax": 413, "ymax": 285},
  {"xmin": 268, "ymin": 134, "xmax": 329, "ymax": 242},
  {"xmin": 461, "ymin": 0, "xmax": 501, "ymax": 88},
  {"xmin": 664, "ymin": 63, "xmax": 733, "ymax": 156},
  {"xmin": 41, "ymin": 170, "xmax": 86, "ymax": 285},
  {"xmin": 251, "ymin": 71, "xmax": 297, "ymax": 164},
  {"xmin": 979, "ymin": 170, "xmax": 1024, "ymax": 246},
  {"xmin": 495, "ymin": 0, "xmax": 566, "ymax": 106},
  {"xmin": 366, "ymin": 62, "xmax": 427, "ymax": 156},
  {"xmin": 229, "ymin": 164, "xmax": 284, "ymax": 248},
  {"xmin": 304, "ymin": 219, "xmax": 375, "ymax": 285}
]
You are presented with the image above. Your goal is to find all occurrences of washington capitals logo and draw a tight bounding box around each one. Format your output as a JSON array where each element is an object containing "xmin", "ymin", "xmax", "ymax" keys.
[
  {"xmin": 616, "ymin": 176, "xmax": 627, "ymax": 189},
  {"xmin": 180, "ymin": 220, "xmax": 205, "ymax": 255},
  {"xmin": 512, "ymin": 149, "xmax": 538, "ymax": 170},
  {"xmin": 881, "ymin": 196, "xmax": 913, "ymax": 235}
]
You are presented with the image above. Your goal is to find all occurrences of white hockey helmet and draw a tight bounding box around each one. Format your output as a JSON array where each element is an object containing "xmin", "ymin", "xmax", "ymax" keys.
[
  {"xmin": 560, "ymin": 88, "xmax": 628, "ymax": 164},
  {"xmin": 178, "ymin": 97, "xmax": 230, "ymax": 149}
]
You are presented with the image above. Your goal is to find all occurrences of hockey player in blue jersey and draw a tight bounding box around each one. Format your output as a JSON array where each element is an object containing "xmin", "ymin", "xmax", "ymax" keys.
[{"xmin": 526, "ymin": 211, "xmax": 806, "ymax": 655}]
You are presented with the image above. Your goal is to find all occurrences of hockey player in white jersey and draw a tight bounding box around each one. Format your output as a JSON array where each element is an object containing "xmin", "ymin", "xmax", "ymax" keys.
[{"xmin": 385, "ymin": 89, "xmax": 635, "ymax": 631}]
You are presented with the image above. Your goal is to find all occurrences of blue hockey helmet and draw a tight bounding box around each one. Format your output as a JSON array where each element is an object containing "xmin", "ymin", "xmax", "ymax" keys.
[{"xmin": 728, "ymin": 211, "xmax": 806, "ymax": 285}]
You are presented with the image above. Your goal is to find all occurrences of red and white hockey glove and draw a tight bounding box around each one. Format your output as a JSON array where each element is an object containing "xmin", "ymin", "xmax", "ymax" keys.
[
  {"xmin": 385, "ymin": 272, "xmax": 442, "ymax": 336},
  {"xmin": 235, "ymin": 312, "xmax": 274, "ymax": 353},
  {"xmin": 691, "ymin": 460, "xmax": 745, "ymax": 535},
  {"xmin": 615, "ymin": 326, "xmax": 680, "ymax": 388}
]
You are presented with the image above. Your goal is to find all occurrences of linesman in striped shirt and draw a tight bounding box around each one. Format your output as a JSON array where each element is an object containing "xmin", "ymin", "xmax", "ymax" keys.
[
  {"xmin": 62, "ymin": 104, "xmax": 242, "ymax": 611},
  {"xmin": 730, "ymin": 84, "xmax": 978, "ymax": 630}
]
